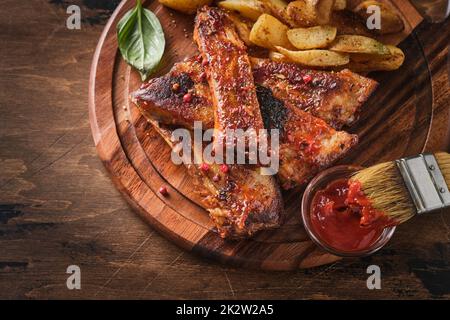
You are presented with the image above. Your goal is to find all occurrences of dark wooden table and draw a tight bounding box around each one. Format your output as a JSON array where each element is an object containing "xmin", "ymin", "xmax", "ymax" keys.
[{"xmin": 1, "ymin": 0, "xmax": 449, "ymax": 299}]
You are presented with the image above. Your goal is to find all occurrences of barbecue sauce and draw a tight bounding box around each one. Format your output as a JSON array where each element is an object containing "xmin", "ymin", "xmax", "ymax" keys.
[{"xmin": 310, "ymin": 179, "xmax": 394, "ymax": 252}]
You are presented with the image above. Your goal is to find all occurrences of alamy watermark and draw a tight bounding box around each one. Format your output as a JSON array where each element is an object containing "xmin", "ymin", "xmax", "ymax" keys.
[
  {"xmin": 170, "ymin": 122, "xmax": 280, "ymax": 175},
  {"xmin": 64, "ymin": 4, "xmax": 384, "ymax": 31},
  {"xmin": 366, "ymin": 5, "xmax": 382, "ymax": 31},
  {"xmin": 66, "ymin": 265, "xmax": 81, "ymax": 290},
  {"xmin": 66, "ymin": 5, "xmax": 81, "ymax": 30},
  {"xmin": 366, "ymin": 265, "xmax": 381, "ymax": 290}
]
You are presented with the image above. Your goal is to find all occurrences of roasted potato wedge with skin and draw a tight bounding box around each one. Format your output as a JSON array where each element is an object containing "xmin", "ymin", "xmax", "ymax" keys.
[
  {"xmin": 330, "ymin": 10, "xmax": 373, "ymax": 36},
  {"xmin": 268, "ymin": 51, "xmax": 292, "ymax": 62},
  {"xmin": 333, "ymin": 0, "xmax": 347, "ymax": 10},
  {"xmin": 329, "ymin": 35, "xmax": 390, "ymax": 54},
  {"xmin": 218, "ymin": 0, "xmax": 266, "ymax": 21},
  {"xmin": 347, "ymin": 45, "xmax": 405, "ymax": 71},
  {"xmin": 261, "ymin": 0, "xmax": 294, "ymax": 25},
  {"xmin": 354, "ymin": 0, "xmax": 404, "ymax": 34},
  {"xmin": 158, "ymin": 0, "xmax": 212, "ymax": 14},
  {"xmin": 261, "ymin": 0, "xmax": 288, "ymax": 15},
  {"xmin": 287, "ymin": 25, "xmax": 337, "ymax": 49},
  {"xmin": 250, "ymin": 14, "xmax": 294, "ymax": 50},
  {"xmin": 227, "ymin": 12, "xmax": 254, "ymax": 46},
  {"xmin": 347, "ymin": 0, "xmax": 363, "ymax": 9},
  {"xmin": 276, "ymin": 46, "xmax": 350, "ymax": 67},
  {"xmin": 287, "ymin": 0, "xmax": 335, "ymax": 27}
]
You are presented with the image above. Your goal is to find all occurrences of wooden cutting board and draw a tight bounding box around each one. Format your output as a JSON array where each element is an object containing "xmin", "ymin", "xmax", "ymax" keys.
[{"xmin": 89, "ymin": 0, "xmax": 449, "ymax": 270}]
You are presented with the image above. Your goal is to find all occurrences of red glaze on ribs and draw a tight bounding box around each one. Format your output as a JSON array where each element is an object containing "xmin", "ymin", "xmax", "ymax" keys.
[
  {"xmin": 131, "ymin": 58, "xmax": 372, "ymax": 189},
  {"xmin": 146, "ymin": 118, "xmax": 284, "ymax": 239},
  {"xmin": 131, "ymin": 57, "xmax": 213, "ymax": 129},
  {"xmin": 252, "ymin": 58, "xmax": 378, "ymax": 129},
  {"xmin": 194, "ymin": 6, "xmax": 265, "ymax": 147}
]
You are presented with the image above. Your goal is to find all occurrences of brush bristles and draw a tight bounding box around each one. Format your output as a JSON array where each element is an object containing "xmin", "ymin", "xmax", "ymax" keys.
[
  {"xmin": 351, "ymin": 161, "xmax": 416, "ymax": 224},
  {"xmin": 435, "ymin": 152, "xmax": 450, "ymax": 189}
]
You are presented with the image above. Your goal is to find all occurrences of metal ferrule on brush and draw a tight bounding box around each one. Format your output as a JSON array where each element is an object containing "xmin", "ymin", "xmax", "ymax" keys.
[{"xmin": 396, "ymin": 154, "xmax": 450, "ymax": 215}]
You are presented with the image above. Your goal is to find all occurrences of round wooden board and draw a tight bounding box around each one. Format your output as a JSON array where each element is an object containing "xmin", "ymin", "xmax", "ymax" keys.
[{"xmin": 89, "ymin": 0, "xmax": 449, "ymax": 270}]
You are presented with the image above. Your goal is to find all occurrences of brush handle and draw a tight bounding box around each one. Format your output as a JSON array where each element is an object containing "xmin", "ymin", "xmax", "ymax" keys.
[{"xmin": 396, "ymin": 154, "xmax": 450, "ymax": 214}]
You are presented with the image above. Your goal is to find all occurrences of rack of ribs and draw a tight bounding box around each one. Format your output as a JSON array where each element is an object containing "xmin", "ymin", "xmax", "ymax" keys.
[
  {"xmin": 130, "ymin": 6, "xmax": 378, "ymax": 238},
  {"xmin": 131, "ymin": 56, "xmax": 377, "ymax": 189},
  {"xmin": 193, "ymin": 6, "xmax": 265, "ymax": 150},
  {"xmin": 251, "ymin": 58, "xmax": 378, "ymax": 129},
  {"xmin": 145, "ymin": 117, "xmax": 284, "ymax": 239}
]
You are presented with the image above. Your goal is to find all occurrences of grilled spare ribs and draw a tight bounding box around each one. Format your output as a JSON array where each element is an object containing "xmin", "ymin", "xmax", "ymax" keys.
[
  {"xmin": 255, "ymin": 86, "xmax": 358, "ymax": 189},
  {"xmin": 131, "ymin": 57, "xmax": 376, "ymax": 188},
  {"xmin": 194, "ymin": 6, "xmax": 265, "ymax": 149},
  {"xmin": 133, "ymin": 56, "xmax": 213, "ymax": 129},
  {"xmin": 252, "ymin": 58, "xmax": 378, "ymax": 129},
  {"xmin": 133, "ymin": 57, "xmax": 377, "ymax": 131},
  {"xmin": 145, "ymin": 118, "xmax": 284, "ymax": 239},
  {"xmin": 129, "ymin": 6, "xmax": 377, "ymax": 238}
]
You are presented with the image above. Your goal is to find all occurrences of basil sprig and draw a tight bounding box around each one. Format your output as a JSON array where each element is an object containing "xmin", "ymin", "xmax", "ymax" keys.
[{"xmin": 117, "ymin": 0, "xmax": 165, "ymax": 81}]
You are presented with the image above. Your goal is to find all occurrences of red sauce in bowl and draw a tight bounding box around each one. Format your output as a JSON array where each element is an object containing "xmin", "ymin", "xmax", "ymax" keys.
[{"xmin": 310, "ymin": 179, "xmax": 394, "ymax": 252}]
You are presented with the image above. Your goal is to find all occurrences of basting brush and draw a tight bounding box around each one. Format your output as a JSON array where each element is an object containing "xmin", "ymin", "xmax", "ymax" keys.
[{"xmin": 350, "ymin": 152, "xmax": 450, "ymax": 224}]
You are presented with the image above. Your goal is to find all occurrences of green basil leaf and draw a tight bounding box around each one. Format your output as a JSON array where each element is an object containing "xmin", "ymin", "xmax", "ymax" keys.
[{"xmin": 117, "ymin": 0, "xmax": 165, "ymax": 81}]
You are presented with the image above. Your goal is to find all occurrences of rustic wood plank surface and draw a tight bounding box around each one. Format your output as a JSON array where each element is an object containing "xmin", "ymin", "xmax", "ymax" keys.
[
  {"xmin": 88, "ymin": 0, "xmax": 433, "ymax": 271},
  {"xmin": 0, "ymin": 0, "xmax": 450, "ymax": 299}
]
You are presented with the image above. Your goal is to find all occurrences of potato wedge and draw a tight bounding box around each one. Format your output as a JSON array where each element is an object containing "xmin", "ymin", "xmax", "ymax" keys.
[
  {"xmin": 333, "ymin": 0, "xmax": 347, "ymax": 10},
  {"xmin": 158, "ymin": 0, "xmax": 212, "ymax": 14},
  {"xmin": 261, "ymin": 0, "xmax": 293, "ymax": 25},
  {"xmin": 287, "ymin": 0, "xmax": 335, "ymax": 27},
  {"xmin": 261, "ymin": 0, "xmax": 287, "ymax": 14},
  {"xmin": 353, "ymin": 0, "xmax": 404, "ymax": 34},
  {"xmin": 276, "ymin": 46, "xmax": 350, "ymax": 67},
  {"xmin": 330, "ymin": 9, "xmax": 373, "ymax": 36},
  {"xmin": 287, "ymin": 25, "xmax": 337, "ymax": 49},
  {"xmin": 250, "ymin": 14, "xmax": 293, "ymax": 50},
  {"xmin": 328, "ymin": 35, "xmax": 390, "ymax": 54},
  {"xmin": 347, "ymin": 0, "xmax": 363, "ymax": 9},
  {"xmin": 218, "ymin": 0, "xmax": 266, "ymax": 21},
  {"xmin": 269, "ymin": 51, "xmax": 292, "ymax": 62},
  {"xmin": 227, "ymin": 12, "xmax": 253, "ymax": 46},
  {"xmin": 347, "ymin": 45, "xmax": 405, "ymax": 71}
]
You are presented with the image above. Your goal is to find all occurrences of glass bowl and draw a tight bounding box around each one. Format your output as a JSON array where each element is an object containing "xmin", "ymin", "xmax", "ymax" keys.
[{"xmin": 301, "ymin": 165, "xmax": 397, "ymax": 257}]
